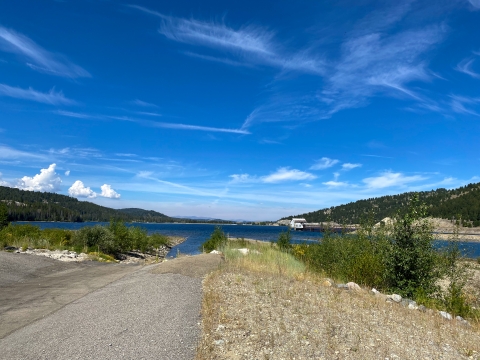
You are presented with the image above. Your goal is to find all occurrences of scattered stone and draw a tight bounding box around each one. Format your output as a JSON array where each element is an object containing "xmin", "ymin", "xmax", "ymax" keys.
[
  {"xmin": 346, "ymin": 282, "xmax": 361, "ymax": 291},
  {"xmin": 408, "ymin": 302, "xmax": 418, "ymax": 310},
  {"xmin": 387, "ymin": 294, "xmax": 402, "ymax": 303},
  {"xmin": 210, "ymin": 250, "xmax": 222, "ymax": 254},
  {"xmin": 4, "ymin": 246, "xmax": 18, "ymax": 251},
  {"xmin": 439, "ymin": 311, "xmax": 452, "ymax": 320},
  {"xmin": 417, "ymin": 305, "xmax": 427, "ymax": 313},
  {"xmin": 216, "ymin": 325, "xmax": 226, "ymax": 332},
  {"xmin": 214, "ymin": 339, "xmax": 225, "ymax": 346},
  {"xmin": 336, "ymin": 284, "xmax": 349, "ymax": 290},
  {"xmin": 370, "ymin": 288, "xmax": 380, "ymax": 295},
  {"xmin": 401, "ymin": 299, "xmax": 417, "ymax": 309},
  {"xmin": 455, "ymin": 316, "xmax": 470, "ymax": 327}
]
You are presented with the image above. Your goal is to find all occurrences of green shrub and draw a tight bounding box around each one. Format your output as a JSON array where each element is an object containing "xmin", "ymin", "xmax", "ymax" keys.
[
  {"xmin": 108, "ymin": 219, "xmax": 132, "ymax": 253},
  {"xmin": 128, "ymin": 226, "xmax": 149, "ymax": 253},
  {"xmin": 277, "ymin": 229, "xmax": 292, "ymax": 252},
  {"xmin": 202, "ymin": 226, "xmax": 228, "ymax": 252},
  {"xmin": 149, "ymin": 233, "xmax": 169, "ymax": 249},
  {"xmin": 384, "ymin": 195, "xmax": 440, "ymax": 298},
  {"xmin": 302, "ymin": 233, "xmax": 387, "ymax": 288},
  {"xmin": 73, "ymin": 225, "xmax": 116, "ymax": 254}
]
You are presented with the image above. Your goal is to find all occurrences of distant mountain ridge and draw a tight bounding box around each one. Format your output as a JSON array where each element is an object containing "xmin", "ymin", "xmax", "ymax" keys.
[
  {"xmin": 281, "ymin": 182, "xmax": 480, "ymax": 227},
  {"xmin": 0, "ymin": 186, "xmax": 234, "ymax": 224}
]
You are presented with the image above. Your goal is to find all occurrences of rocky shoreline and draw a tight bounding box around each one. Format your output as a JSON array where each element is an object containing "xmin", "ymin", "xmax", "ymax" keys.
[{"xmin": 4, "ymin": 235, "xmax": 186, "ymax": 264}]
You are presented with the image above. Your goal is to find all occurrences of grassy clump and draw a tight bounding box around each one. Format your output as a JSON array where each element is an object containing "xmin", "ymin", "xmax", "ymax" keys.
[
  {"xmin": 0, "ymin": 219, "xmax": 170, "ymax": 259},
  {"xmin": 223, "ymin": 240, "xmax": 305, "ymax": 279}
]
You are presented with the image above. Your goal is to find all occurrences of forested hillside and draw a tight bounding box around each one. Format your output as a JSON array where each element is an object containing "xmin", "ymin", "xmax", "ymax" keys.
[
  {"xmin": 117, "ymin": 208, "xmax": 172, "ymax": 222},
  {"xmin": 0, "ymin": 186, "xmax": 172, "ymax": 223},
  {"xmin": 282, "ymin": 183, "xmax": 480, "ymax": 226}
]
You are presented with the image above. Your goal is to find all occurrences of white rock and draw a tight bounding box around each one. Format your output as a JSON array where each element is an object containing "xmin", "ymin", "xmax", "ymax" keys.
[
  {"xmin": 236, "ymin": 248, "xmax": 249, "ymax": 255},
  {"xmin": 210, "ymin": 250, "xmax": 222, "ymax": 254},
  {"xmin": 387, "ymin": 294, "xmax": 402, "ymax": 303},
  {"xmin": 370, "ymin": 288, "xmax": 380, "ymax": 295},
  {"xmin": 346, "ymin": 282, "xmax": 361, "ymax": 291},
  {"xmin": 439, "ymin": 311, "xmax": 452, "ymax": 320}
]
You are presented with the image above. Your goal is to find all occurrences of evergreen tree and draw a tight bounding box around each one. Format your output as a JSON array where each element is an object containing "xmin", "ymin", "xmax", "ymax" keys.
[{"xmin": 0, "ymin": 202, "xmax": 9, "ymax": 229}]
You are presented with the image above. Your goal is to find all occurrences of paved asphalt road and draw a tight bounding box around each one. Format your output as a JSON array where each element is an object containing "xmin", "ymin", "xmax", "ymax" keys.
[{"xmin": 0, "ymin": 252, "xmax": 222, "ymax": 360}]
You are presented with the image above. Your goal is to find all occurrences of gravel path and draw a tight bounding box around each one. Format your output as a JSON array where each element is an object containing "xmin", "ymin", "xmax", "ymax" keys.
[{"xmin": 0, "ymin": 253, "xmax": 222, "ymax": 360}]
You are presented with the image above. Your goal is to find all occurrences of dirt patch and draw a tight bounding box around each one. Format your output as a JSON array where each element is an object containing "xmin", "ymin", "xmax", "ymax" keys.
[{"xmin": 151, "ymin": 253, "xmax": 224, "ymax": 278}]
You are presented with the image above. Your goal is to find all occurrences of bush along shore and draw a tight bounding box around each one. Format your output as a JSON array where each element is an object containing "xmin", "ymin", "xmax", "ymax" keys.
[
  {"xmin": 197, "ymin": 195, "xmax": 480, "ymax": 358},
  {"xmin": 0, "ymin": 218, "xmax": 183, "ymax": 263}
]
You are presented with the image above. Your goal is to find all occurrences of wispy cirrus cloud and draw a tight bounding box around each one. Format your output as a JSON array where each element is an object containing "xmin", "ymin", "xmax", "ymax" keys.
[
  {"xmin": 151, "ymin": 121, "xmax": 250, "ymax": 134},
  {"xmin": 455, "ymin": 57, "xmax": 480, "ymax": 79},
  {"xmin": 319, "ymin": 25, "xmax": 444, "ymax": 115},
  {"xmin": 0, "ymin": 84, "xmax": 75, "ymax": 105},
  {"xmin": 131, "ymin": 99, "xmax": 159, "ymax": 107},
  {"xmin": 0, "ymin": 26, "xmax": 90, "ymax": 78},
  {"xmin": 54, "ymin": 110, "xmax": 91, "ymax": 118},
  {"xmin": 229, "ymin": 167, "xmax": 316, "ymax": 184},
  {"xmin": 55, "ymin": 110, "xmax": 248, "ymax": 134},
  {"xmin": 0, "ymin": 144, "xmax": 47, "ymax": 160},
  {"xmin": 468, "ymin": 0, "xmax": 480, "ymax": 9},
  {"xmin": 130, "ymin": 5, "xmax": 325, "ymax": 75},
  {"xmin": 449, "ymin": 94, "xmax": 480, "ymax": 116},
  {"xmin": 310, "ymin": 157, "xmax": 339, "ymax": 170},
  {"xmin": 239, "ymin": 3, "xmax": 446, "ymax": 129}
]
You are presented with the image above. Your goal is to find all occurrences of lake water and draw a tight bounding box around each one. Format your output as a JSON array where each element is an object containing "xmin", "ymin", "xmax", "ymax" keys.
[{"xmin": 13, "ymin": 222, "xmax": 480, "ymax": 258}]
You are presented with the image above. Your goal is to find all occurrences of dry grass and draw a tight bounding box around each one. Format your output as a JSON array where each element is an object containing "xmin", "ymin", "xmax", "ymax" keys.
[{"xmin": 196, "ymin": 242, "xmax": 480, "ymax": 360}]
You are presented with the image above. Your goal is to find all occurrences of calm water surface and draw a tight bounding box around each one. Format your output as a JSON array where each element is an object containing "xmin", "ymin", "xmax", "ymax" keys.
[{"xmin": 13, "ymin": 222, "xmax": 480, "ymax": 258}]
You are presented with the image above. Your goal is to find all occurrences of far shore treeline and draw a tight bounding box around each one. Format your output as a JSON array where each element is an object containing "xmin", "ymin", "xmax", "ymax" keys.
[
  {"xmin": 282, "ymin": 182, "xmax": 480, "ymax": 226},
  {"xmin": 0, "ymin": 186, "xmax": 234, "ymax": 224}
]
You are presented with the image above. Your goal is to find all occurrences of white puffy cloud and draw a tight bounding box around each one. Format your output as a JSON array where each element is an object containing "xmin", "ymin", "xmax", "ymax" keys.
[
  {"xmin": 65, "ymin": 170, "xmax": 70, "ymax": 176},
  {"xmin": 363, "ymin": 171, "xmax": 426, "ymax": 189},
  {"xmin": 100, "ymin": 184, "xmax": 121, "ymax": 199},
  {"xmin": 342, "ymin": 163, "xmax": 362, "ymax": 170},
  {"xmin": 262, "ymin": 167, "xmax": 316, "ymax": 183},
  {"xmin": 16, "ymin": 163, "xmax": 61, "ymax": 192},
  {"xmin": 310, "ymin": 157, "xmax": 339, "ymax": 170},
  {"xmin": 68, "ymin": 180, "xmax": 97, "ymax": 198}
]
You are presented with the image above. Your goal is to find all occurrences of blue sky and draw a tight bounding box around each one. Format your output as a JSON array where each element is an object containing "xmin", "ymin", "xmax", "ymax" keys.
[{"xmin": 1, "ymin": 0, "xmax": 480, "ymax": 221}]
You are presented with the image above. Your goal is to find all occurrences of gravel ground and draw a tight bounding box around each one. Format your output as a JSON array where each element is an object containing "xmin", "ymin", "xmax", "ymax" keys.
[
  {"xmin": 198, "ymin": 268, "xmax": 480, "ymax": 360},
  {"xmin": 0, "ymin": 253, "xmax": 223, "ymax": 360}
]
